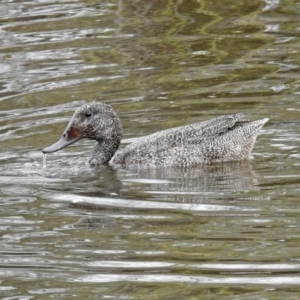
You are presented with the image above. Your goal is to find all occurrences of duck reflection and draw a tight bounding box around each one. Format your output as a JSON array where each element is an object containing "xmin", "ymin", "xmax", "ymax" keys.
[
  {"xmin": 70, "ymin": 160, "xmax": 259, "ymax": 228},
  {"xmin": 119, "ymin": 160, "xmax": 259, "ymax": 203}
]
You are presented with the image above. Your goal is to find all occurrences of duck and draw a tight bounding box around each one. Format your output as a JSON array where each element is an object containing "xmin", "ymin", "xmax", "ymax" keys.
[{"xmin": 42, "ymin": 102, "xmax": 268, "ymax": 168}]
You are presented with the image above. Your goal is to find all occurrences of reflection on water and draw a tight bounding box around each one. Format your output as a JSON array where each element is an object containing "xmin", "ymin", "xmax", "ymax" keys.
[
  {"xmin": 125, "ymin": 160, "xmax": 258, "ymax": 193},
  {"xmin": 1, "ymin": 0, "xmax": 300, "ymax": 299}
]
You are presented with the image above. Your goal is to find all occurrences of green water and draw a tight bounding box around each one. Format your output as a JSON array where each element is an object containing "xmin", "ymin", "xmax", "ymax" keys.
[{"xmin": 1, "ymin": 0, "xmax": 300, "ymax": 299}]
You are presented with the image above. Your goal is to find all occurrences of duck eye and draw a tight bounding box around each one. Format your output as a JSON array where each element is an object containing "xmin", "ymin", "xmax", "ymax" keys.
[{"xmin": 85, "ymin": 112, "xmax": 92, "ymax": 117}]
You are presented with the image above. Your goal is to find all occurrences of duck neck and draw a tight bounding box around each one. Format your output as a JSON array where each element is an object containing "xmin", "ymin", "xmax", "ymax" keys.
[{"xmin": 89, "ymin": 136, "xmax": 121, "ymax": 165}]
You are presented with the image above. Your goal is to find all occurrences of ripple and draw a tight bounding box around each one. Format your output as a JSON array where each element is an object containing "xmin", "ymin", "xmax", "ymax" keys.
[
  {"xmin": 74, "ymin": 274, "xmax": 300, "ymax": 285},
  {"xmin": 52, "ymin": 193, "xmax": 259, "ymax": 213}
]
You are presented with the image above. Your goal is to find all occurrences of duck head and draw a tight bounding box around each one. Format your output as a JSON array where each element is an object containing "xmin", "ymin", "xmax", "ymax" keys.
[{"xmin": 42, "ymin": 102, "xmax": 123, "ymax": 164}]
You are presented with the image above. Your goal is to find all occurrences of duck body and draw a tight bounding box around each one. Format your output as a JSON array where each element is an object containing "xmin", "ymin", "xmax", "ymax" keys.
[{"xmin": 42, "ymin": 102, "xmax": 268, "ymax": 168}]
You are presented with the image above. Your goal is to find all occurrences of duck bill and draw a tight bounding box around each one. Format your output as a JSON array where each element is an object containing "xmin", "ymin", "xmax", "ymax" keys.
[{"xmin": 42, "ymin": 124, "xmax": 82, "ymax": 154}]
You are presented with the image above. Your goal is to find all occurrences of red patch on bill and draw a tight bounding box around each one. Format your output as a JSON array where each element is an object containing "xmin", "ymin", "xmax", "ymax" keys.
[{"xmin": 67, "ymin": 126, "xmax": 81, "ymax": 138}]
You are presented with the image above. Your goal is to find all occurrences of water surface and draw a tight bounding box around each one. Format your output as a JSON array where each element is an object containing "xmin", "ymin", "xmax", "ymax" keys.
[{"xmin": 1, "ymin": 0, "xmax": 300, "ymax": 299}]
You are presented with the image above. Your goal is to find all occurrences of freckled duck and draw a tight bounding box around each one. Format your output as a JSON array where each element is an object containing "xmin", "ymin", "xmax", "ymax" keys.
[{"xmin": 42, "ymin": 102, "xmax": 268, "ymax": 167}]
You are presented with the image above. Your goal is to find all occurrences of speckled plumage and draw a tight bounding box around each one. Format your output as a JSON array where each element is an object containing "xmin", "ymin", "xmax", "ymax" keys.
[{"xmin": 42, "ymin": 102, "xmax": 268, "ymax": 168}]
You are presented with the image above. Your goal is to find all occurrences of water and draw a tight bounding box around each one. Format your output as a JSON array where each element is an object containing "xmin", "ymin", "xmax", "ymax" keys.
[{"xmin": 1, "ymin": 0, "xmax": 300, "ymax": 299}]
